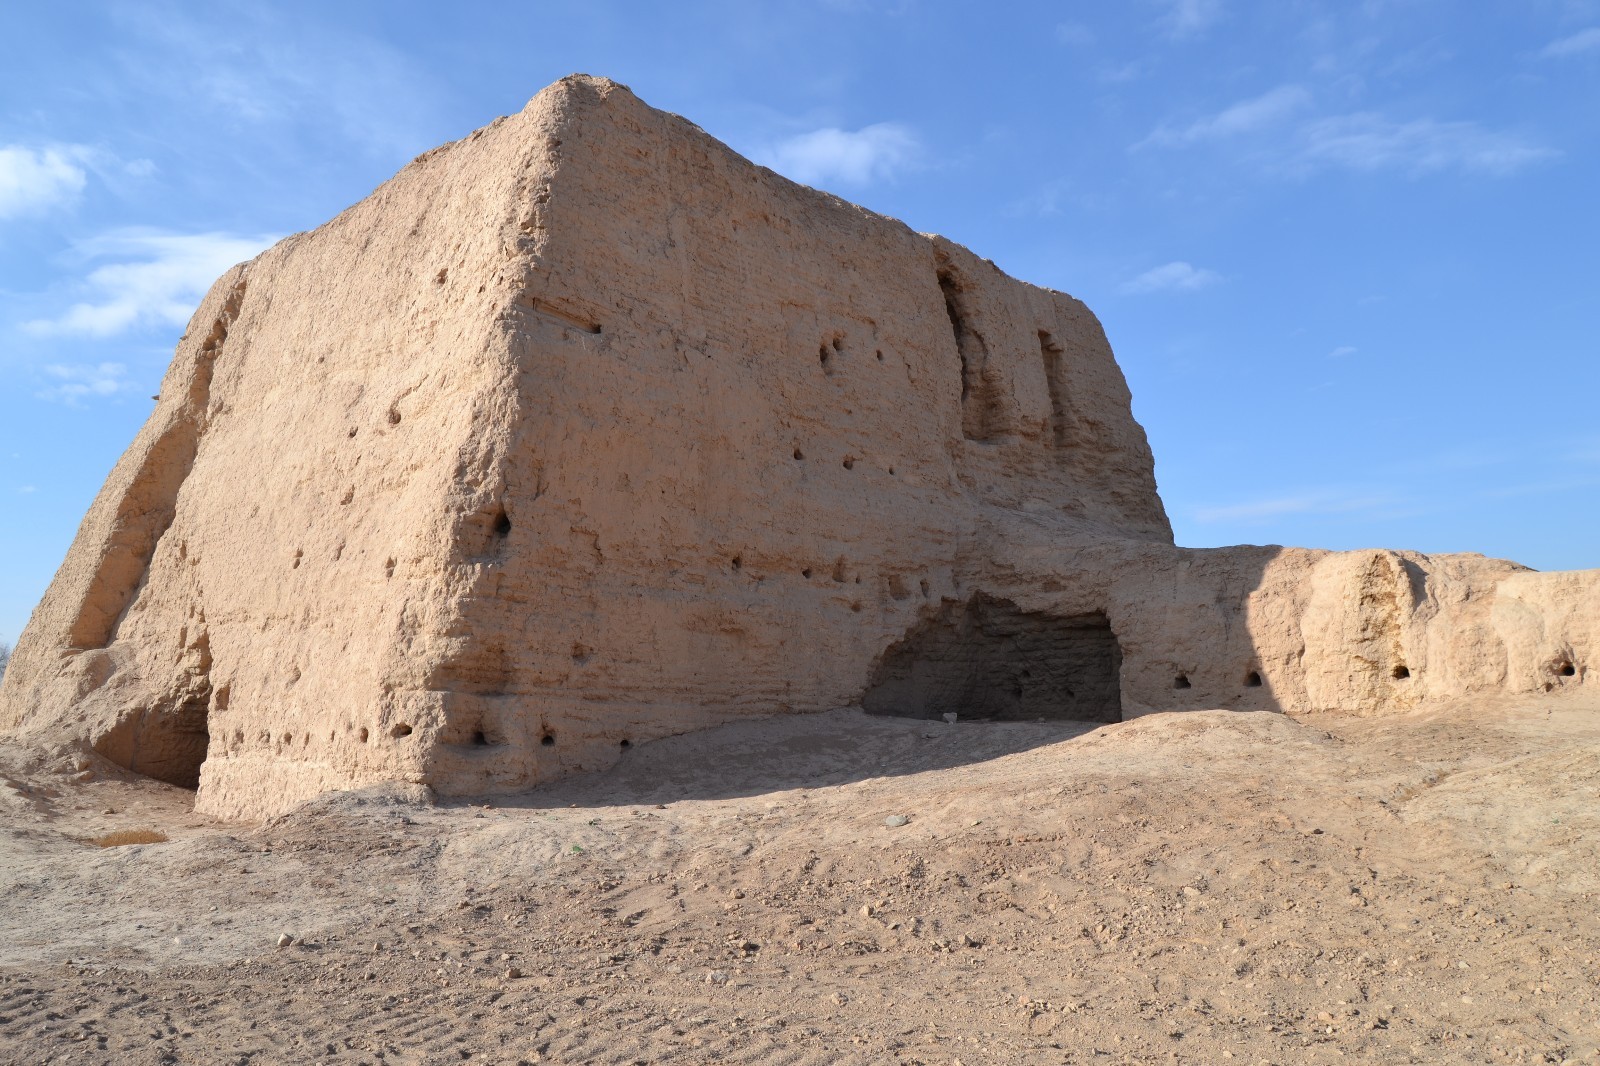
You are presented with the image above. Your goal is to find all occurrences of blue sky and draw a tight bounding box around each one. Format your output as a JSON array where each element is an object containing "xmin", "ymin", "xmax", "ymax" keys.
[{"xmin": 2, "ymin": 0, "xmax": 1598, "ymax": 646}]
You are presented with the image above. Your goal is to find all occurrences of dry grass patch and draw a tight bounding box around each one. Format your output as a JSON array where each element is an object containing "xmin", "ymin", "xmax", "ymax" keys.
[{"xmin": 88, "ymin": 829, "xmax": 168, "ymax": 847}]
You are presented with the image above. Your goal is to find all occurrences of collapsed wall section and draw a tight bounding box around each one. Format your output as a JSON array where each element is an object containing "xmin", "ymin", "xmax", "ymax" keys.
[{"xmin": 982, "ymin": 533, "xmax": 1597, "ymax": 721}]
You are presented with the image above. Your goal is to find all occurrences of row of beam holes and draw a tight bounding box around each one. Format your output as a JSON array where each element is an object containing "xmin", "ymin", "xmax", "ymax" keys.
[
  {"xmin": 353, "ymin": 725, "xmax": 562, "ymax": 745},
  {"xmin": 1172, "ymin": 665, "xmax": 1417, "ymax": 690},
  {"xmin": 792, "ymin": 446, "xmax": 894, "ymax": 476},
  {"xmin": 462, "ymin": 728, "xmax": 562, "ymax": 746},
  {"xmin": 1171, "ymin": 670, "xmax": 1267, "ymax": 689},
  {"xmin": 790, "ymin": 562, "xmax": 932, "ymax": 601},
  {"xmin": 233, "ymin": 720, "xmax": 614, "ymax": 755},
  {"xmin": 224, "ymin": 723, "xmax": 442, "ymax": 750},
  {"xmin": 1174, "ymin": 659, "xmax": 1579, "ymax": 692}
]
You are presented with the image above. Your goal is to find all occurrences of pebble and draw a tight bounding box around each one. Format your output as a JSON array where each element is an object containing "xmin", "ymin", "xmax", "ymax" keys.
[
  {"xmin": 860, "ymin": 904, "xmax": 875, "ymax": 918},
  {"xmin": 276, "ymin": 934, "xmax": 294, "ymax": 948},
  {"xmin": 505, "ymin": 967, "xmax": 523, "ymax": 980},
  {"xmin": 706, "ymin": 970, "xmax": 730, "ymax": 985},
  {"xmin": 961, "ymin": 934, "xmax": 981, "ymax": 948},
  {"xmin": 884, "ymin": 814, "xmax": 910, "ymax": 828}
]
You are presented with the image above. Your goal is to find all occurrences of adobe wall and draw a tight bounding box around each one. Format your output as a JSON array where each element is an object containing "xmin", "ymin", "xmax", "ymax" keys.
[{"xmin": 2, "ymin": 75, "xmax": 1593, "ymax": 820}]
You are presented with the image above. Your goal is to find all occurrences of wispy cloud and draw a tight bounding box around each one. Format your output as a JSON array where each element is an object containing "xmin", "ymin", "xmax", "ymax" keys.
[
  {"xmin": 1055, "ymin": 22, "xmax": 1095, "ymax": 46},
  {"xmin": 756, "ymin": 123, "xmax": 920, "ymax": 187},
  {"xmin": 24, "ymin": 229, "xmax": 278, "ymax": 338},
  {"xmin": 1328, "ymin": 345, "xmax": 1358, "ymax": 358},
  {"xmin": 35, "ymin": 362, "xmax": 135, "ymax": 405},
  {"xmin": 1140, "ymin": 87, "xmax": 1555, "ymax": 177},
  {"xmin": 1140, "ymin": 85, "xmax": 1311, "ymax": 147},
  {"xmin": 1006, "ymin": 179, "xmax": 1077, "ymax": 218},
  {"xmin": 1157, "ymin": 0, "xmax": 1225, "ymax": 39},
  {"xmin": 110, "ymin": 5, "xmax": 442, "ymax": 159},
  {"xmin": 1542, "ymin": 27, "xmax": 1600, "ymax": 57},
  {"xmin": 1299, "ymin": 113, "xmax": 1556, "ymax": 176},
  {"xmin": 0, "ymin": 145, "xmax": 89, "ymax": 219},
  {"xmin": 1193, "ymin": 489, "xmax": 1397, "ymax": 523},
  {"xmin": 1120, "ymin": 261, "xmax": 1222, "ymax": 295},
  {"xmin": 1571, "ymin": 437, "xmax": 1600, "ymax": 464}
]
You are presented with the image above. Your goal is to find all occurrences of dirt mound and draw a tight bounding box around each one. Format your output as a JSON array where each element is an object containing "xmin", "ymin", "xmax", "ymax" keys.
[{"xmin": 4, "ymin": 693, "xmax": 1599, "ymax": 1063}]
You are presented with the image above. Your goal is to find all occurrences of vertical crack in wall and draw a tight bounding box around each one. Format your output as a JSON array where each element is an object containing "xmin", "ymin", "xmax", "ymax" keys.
[
  {"xmin": 1039, "ymin": 330, "xmax": 1069, "ymax": 450},
  {"xmin": 936, "ymin": 259, "xmax": 1003, "ymax": 442}
]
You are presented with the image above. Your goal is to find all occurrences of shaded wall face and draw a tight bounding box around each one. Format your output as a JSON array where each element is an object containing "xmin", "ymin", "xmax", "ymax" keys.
[{"xmin": 863, "ymin": 595, "xmax": 1122, "ymax": 723}]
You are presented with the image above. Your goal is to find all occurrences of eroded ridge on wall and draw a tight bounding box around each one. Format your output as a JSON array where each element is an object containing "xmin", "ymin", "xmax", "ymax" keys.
[
  {"xmin": 68, "ymin": 279, "xmax": 246, "ymax": 652},
  {"xmin": 80, "ymin": 278, "xmax": 248, "ymax": 788}
]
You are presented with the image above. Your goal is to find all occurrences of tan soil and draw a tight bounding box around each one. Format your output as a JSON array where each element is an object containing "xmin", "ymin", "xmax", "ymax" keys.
[{"xmin": 4, "ymin": 694, "xmax": 1599, "ymax": 1065}]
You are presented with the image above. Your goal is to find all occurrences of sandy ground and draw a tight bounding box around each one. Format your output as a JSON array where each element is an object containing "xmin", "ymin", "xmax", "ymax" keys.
[{"xmin": 3, "ymin": 694, "xmax": 1600, "ymax": 1066}]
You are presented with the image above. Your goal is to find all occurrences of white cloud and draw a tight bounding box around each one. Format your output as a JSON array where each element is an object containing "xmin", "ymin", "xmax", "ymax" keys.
[
  {"xmin": 1158, "ymin": 0, "xmax": 1225, "ymax": 39},
  {"xmin": 1120, "ymin": 261, "xmax": 1222, "ymax": 295},
  {"xmin": 1299, "ymin": 113, "xmax": 1556, "ymax": 176},
  {"xmin": 24, "ymin": 230, "xmax": 279, "ymax": 338},
  {"xmin": 0, "ymin": 145, "xmax": 90, "ymax": 219},
  {"xmin": 757, "ymin": 123, "xmax": 920, "ymax": 187},
  {"xmin": 1542, "ymin": 27, "xmax": 1600, "ymax": 57},
  {"xmin": 36, "ymin": 362, "xmax": 134, "ymax": 405},
  {"xmin": 1328, "ymin": 345, "xmax": 1358, "ymax": 358},
  {"xmin": 1141, "ymin": 85, "xmax": 1311, "ymax": 147}
]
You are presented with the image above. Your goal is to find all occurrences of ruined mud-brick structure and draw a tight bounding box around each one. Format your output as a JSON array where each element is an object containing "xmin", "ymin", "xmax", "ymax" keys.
[{"xmin": 2, "ymin": 76, "xmax": 1596, "ymax": 819}]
